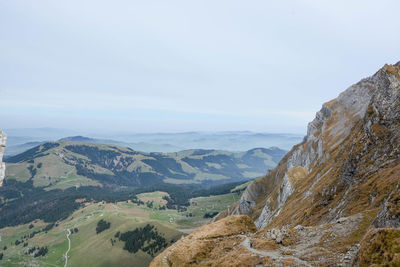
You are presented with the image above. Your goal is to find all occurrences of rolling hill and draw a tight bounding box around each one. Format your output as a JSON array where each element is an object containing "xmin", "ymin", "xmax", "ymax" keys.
[
  {"xmin": 0, "ymin": 140, "xmax": 268, "ymax": 266},
  {"xmin": 0, "ymin": 189, "xmax": 247, "ymax": 267},
  {"xmin": 0, "ymin": 141, "xmax": 283, "ymax": 245},
  {"xmin": 5, "ymin": 142, "xmax": 286, "ymax": 189}
]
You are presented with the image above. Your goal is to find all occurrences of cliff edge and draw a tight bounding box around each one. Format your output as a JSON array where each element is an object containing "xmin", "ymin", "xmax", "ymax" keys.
[
  {"xmin": 0, "ymin": 130, "xmax": 6, "ymax": 186},
  {"xmin": 151, "ymin": 62, "xmax": 400, "ymax": 266}
]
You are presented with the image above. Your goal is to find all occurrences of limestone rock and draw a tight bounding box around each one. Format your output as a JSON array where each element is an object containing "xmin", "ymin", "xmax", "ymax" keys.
[
  {"xmin": 0, "ymin": 130, "xmax": 6, "ymax": 187},
  {"xmin": 227, "ymin": 62, "xmax": 400, "ymax": 229},
  {"xmin": 152, "ymin": 62, "xmax": 400, "ymax": 267}
]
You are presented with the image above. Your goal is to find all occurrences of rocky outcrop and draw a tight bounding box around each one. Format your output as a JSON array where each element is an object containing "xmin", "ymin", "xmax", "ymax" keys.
[
  {"xmin": 152, "ymin": 62, "xmax": 400, "ymax": 266},
  {"xmin": 228, "ymin": 62, "xmax": 400, "ymax": 230},
  {"xmin": 0, "ymin": 130, "xmax": 6, "ymax": 186}
]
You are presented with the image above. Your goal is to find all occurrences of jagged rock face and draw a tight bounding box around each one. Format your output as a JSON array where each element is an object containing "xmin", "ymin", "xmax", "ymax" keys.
[
  {"xmin": 229, "ymin": 63, "xmax": 400, "ymax": 232},
  {"xmin": 0, "ymin": 130, "xmax": 6, "ymax": 186},
  {"xmin": 152, "ymin": 63, "xmax": 400, "ymax": 266}
]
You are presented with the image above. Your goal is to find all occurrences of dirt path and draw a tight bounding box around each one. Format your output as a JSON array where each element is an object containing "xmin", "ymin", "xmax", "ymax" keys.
[
  {"xmin": 161, "ymin": 240, "xmax": 181, "ymax": 267},
  {"xmin": 176, "ymin": 227, "xmax": 198, "ymax": 234},
  {"xmin": 35, "ymin": 259, "xmax": 59, "ymax": 267},
  {"xmin": 161, "ymin": 238, "xmax": 191, "ymax": 267},
  {"xmin": 240, "ymin": 235, "xmax": 312, "ymax": 267},
  {"xmin": 64, "ymin": 229, "xmax": 71, "ymax": 267},
  {"xmin": 162, "ymin": 243, "xmax": 174, "ymax": 267}
]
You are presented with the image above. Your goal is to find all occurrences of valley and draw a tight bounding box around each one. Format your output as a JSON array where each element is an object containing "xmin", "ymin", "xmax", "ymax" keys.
[
  {"xmin": 0, "ymin": 139, "xmax": 267, "ymax": 266},
  {"xmin": 0, "ymin": 189, "xmax": 243, "ymax": 267},
  {"xmin": 2, "ymin": 1, "xmax": 398, "ymax": 266}
]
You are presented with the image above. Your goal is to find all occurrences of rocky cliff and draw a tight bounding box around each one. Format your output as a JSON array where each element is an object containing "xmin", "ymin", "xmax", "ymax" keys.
[
  {"xmin": 150, "ymin": 62, "xmax": 400, "ymax": 266},
  {"xmin": 0, "ymin": 130, "xmax": 6, "ymax": 186}
]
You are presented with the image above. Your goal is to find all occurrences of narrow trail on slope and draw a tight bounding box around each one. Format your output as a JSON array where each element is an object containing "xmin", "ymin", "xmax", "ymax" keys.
[
  {"xmin": 64, "ymin": 229, "xmax": 71, "ymax": 267},
  {"xmin": 240, "ymin": 235, "xmax": 312, "ymax": 267},
  {"xmin": 162, "ymin": 241, "xmax": 178, "ymax": 267},
  {"xmin": 35, "ymin": 259, "xmax": 59, "ymax": 267},
  {"xmin": 161, "ymin": 238, "xmax": 190, "ymax": 267}
]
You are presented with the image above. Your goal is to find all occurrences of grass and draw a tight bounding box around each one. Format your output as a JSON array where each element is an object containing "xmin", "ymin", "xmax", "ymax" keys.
[
  {"xmin": 5, "ymin": 154, "xmax": 101, "ymax": 190},
  {"xmin": 163, "ymin": 178, "xmax": 200, "ymax": 184},
  {"xmin": 6, "ymin": 141, "xmax": 279, "ymax": 191},
  {"xmin": 0, "ymin": 202, "xmax": 179, "ymax": 267},
  {"xmin": 176, "ymin": 192, "xmax": 242, "ymax": 228},
  {"xmin": 231, "ymin": 181, "xmax": 251, "ymax": 192},
  {"xmin": 136, "ymin": 191, "xmax": 169, "ymax": 208},
  {"xmin": 0, "ymin": 221, "xmax": 67, "ymax": 267},
  {"xmin": 358, "ymin": 228, "xmax": 400, "ymax": 266},
  {"xmin": 0, "ymin": 190, "xmax": 242, "ymax": 266},
  {"xmin": 385, "ymin": 64, "xmax": 400, "ymax": 80},
  {"xmin": 134, "ymin": 191, "xmax": 242, "ymax": 228},
  {"xmin": 65, "ymin": 208, "xmax": 180, "ymax": 267},
  {"xmin": 33, "ymin": 154, "xmax": 101, "ymax": 190},
  {"xmin": 4, "ymin": 163, "xmax": 31, "ymax": 182}
]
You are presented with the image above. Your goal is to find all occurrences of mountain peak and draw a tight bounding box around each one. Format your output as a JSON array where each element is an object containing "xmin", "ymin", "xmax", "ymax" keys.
[{"xmin": 59, "ymin": 136, "xmax": 95, "ymax": 142}]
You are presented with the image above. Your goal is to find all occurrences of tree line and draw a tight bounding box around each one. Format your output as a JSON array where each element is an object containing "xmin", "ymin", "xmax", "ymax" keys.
[
  {"xmin": 0, "ymin": 176, "xmax": 248, "ymax": 228},
  {"xmin": 118, "ymin": 224, "xmax": 168, "ymax": 256}
]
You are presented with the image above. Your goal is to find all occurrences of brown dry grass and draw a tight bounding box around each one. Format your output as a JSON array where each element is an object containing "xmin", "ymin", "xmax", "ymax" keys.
[
  {"xmin": 252, "ymin": 237, "xmax": 278, "ymax": 250},
  {"xmin": 190, "ymin": 215, "xmax": 257, "ymax": 240},
  {"xmin": 150, "ymin": 215, "xmax": 259, "ymax": 267},
  {"xmin": 287, "ymin": 166, "xmax": 308, "ymax": 185},
  {"xmin": 358, "ymin": 228, "xmax": 400, "ymax": 266},
  {"xmin": 385, "ymin": 64, "xmax": 400, "ymax": 80}
]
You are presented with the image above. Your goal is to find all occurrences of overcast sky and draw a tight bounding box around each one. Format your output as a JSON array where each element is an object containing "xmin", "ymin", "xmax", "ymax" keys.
[{"xmin": 1, "ymin": 0, "xmax": 399, "ymax": 134}]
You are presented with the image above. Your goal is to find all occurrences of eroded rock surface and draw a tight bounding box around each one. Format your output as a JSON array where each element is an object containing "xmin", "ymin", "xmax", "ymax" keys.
[
  {"xmin": 151, "ymin": 62, "xmax": 400, "ymax": 266},
  {"xmin": 0, "ymin": 130, "xmax": 7, "ymax": 186}
]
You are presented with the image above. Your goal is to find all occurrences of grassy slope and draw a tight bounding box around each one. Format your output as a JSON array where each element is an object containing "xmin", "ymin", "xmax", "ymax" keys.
[
  {"xmin": 1, "ymin": 142, "xmax": 255, "ymax": 266},
  {"xmin": 0, "ymin": 191, "xmax": 242, "ymax": 267},
  {"xmin": 4, "ymin": 142, "xmax": 283, "ymax": 190}
]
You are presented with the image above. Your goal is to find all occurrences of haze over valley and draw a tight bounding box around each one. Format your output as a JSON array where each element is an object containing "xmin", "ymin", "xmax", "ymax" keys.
[
  {"xmin": 1, "ymin": 0, "xmax": 400, "ymax": 266},
  {"xmin": 3, "ymin": 129, "xmax": 302, "ymax": 156}
]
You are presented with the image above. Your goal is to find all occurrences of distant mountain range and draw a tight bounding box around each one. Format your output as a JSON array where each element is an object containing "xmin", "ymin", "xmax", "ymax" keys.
[
  {"xmin": 5, "ymin": 141, "xmax": 286, "ymax": 189},
  {"xmin": 3, "ymin": 130, "xmax": 303, "ymax": 157}
]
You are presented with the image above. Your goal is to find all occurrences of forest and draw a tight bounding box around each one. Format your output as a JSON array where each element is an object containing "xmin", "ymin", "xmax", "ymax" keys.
[
  {"xmin": 0, "ymin": 176, "xmax": 246, "ymax": 228},
  {"xmin": 118, "ymin": 224, "xmax": 168, "ymax": 256}
]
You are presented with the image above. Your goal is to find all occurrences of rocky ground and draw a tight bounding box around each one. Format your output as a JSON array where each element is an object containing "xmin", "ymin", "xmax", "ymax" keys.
[{"xmin": 150, "ymin": 213, "xmax": 378, "ymax": 266}]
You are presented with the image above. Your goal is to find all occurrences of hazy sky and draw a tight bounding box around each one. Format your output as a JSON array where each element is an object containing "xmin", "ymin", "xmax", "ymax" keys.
[{"xmin": 1, "ymin": 0, "xmax": 399, "ymax": 134}]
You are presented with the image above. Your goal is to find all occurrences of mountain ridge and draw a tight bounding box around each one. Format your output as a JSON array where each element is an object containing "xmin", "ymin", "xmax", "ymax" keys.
[
  {"xmin": 3, "ymin": 131, "xmax": 303, "ymax": 156},
  {"xmin": 150, "ymin": 62, "xmax": 400, "ymax": 266},
  {"xmin": 4, "ymin": 141, "xmax": 286, "ymax": 190}
]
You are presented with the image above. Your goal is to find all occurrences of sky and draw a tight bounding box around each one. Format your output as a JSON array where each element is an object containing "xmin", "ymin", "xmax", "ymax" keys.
[{"xmin": 1, "ymin": 0, "xmax": 399, "ymax": 134}]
